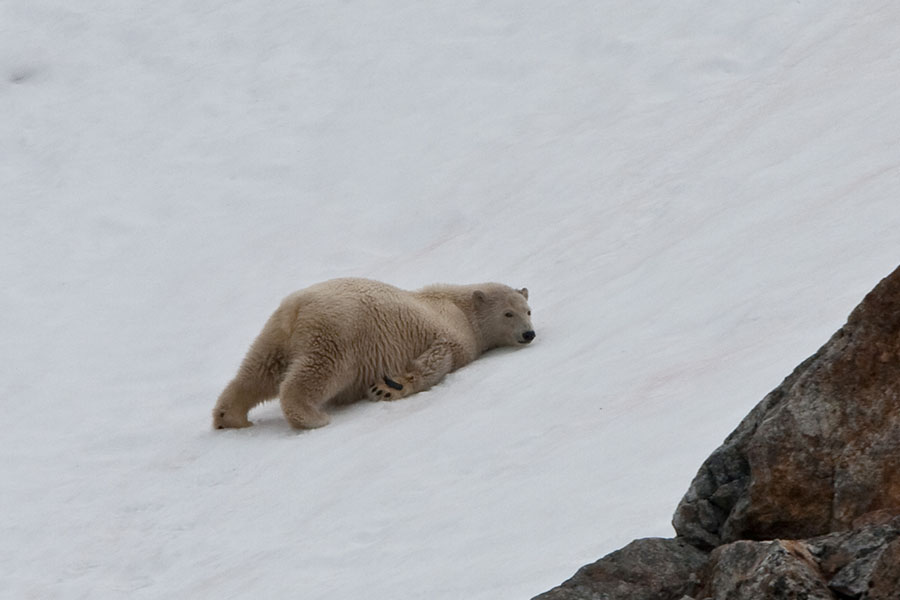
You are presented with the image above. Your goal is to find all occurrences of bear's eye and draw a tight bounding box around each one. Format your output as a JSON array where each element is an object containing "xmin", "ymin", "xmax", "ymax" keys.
[
  {"xmin": 505, "ymin": 311, "xmax": 514, "ymax": 318},
  {"xmin": 527, "ymin": 310, "xmax": 531, "ymax": 316}
]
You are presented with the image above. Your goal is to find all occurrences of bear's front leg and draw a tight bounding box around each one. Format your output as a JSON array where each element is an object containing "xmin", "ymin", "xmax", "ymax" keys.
[{"xmin": 368, "ymin": 339, "xmax": 458, "ymax": 401}]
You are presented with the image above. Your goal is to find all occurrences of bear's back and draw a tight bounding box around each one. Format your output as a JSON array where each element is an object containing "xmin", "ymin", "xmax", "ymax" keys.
[{"xmin": 282, "ymin": 278, "xmax": 465, "ymax": 368}]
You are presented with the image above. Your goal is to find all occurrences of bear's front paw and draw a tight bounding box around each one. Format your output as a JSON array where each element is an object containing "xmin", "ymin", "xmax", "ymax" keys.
[
  {"xmin": 212, "ymin": 409, "xmax": 253, "ymax": 430},
  {"xmin": 367, "ymin": 376, "xmax": 407, "ymax": 401}
]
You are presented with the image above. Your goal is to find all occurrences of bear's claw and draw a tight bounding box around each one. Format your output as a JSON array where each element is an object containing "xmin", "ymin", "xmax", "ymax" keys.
[{"xmin": 383, "ymin": 376, "xmax": 404, "ymax": 391}]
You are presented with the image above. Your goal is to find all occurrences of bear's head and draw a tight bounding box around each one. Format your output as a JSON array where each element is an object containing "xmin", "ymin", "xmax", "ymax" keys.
[{"xmin": 473, "ymin": 285, "xmax": 535, "ymax": 350}]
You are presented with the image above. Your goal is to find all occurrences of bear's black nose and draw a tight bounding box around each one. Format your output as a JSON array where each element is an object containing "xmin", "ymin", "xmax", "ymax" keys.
[{"xmin": 522, "ymin": 330, "xmax": 536, "ymax": 342}]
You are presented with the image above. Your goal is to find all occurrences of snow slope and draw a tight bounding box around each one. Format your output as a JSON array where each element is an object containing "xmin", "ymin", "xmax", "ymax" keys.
[{"xmin": 4, "ymin": 1, "xmax": 900, "ymax": 598}]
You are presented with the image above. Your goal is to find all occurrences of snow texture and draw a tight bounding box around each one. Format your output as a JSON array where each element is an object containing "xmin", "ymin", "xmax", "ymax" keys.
[{"xmin": 3, "ymin": 1, "xmax": 900, "ymax": 598}]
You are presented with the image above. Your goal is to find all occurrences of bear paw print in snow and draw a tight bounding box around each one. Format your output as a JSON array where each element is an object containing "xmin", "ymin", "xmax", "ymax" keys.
[{"xmin": 368, "ymin": 376, "xmax": 407, "ymax": 401}]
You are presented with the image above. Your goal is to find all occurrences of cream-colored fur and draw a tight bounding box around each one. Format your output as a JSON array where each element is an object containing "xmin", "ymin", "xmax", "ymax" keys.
[{"xmin": 213, "ymin": 278, "xmax": 534, "ymax": 429}]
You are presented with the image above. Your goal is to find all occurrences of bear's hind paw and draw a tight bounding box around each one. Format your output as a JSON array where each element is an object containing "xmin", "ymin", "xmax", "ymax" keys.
[{"xmin": 367, "ymin": 376, "xmax": 406, "ymax": 402}]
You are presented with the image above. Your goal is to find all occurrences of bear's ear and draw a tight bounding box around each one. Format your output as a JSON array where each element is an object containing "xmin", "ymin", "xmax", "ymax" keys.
[
  {"xmin": 472, "ymin": 290, "xmax": 487, "ymax": 305},
  {"xmin": 518, "ymin": 287, "xmax": 529, "ymax": 300}
]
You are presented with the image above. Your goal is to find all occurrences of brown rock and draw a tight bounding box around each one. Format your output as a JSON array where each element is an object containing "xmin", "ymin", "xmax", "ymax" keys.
[
  {"xmin": 535, "ymin": 268, "xmax": 900, "ymax": 600},
  {"xmin": 674, "ymin": 265, "xmax": 900, "ymax": 547},
  {"xmin": 851, "ymin": 509, "xmax": 899, "ymax": 529}
]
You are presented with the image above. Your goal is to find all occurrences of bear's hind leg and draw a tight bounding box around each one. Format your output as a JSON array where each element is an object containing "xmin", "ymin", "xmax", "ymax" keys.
[{"xmin": 279, "ymin": 356, "xmax": 349, "ymax": 429}]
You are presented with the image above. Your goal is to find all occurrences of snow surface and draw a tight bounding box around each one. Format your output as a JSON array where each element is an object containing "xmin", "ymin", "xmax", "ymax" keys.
[{"xmin": 4, "ymin": 1, "xmax": 900, "ymax": 598}]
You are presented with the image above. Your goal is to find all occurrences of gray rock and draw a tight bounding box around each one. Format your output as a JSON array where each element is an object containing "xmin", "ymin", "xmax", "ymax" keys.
[
  {"xmin": 532, "ymin": 538, "xmax": 708, "ymax": 600},
  {"xmin": 805, "ymin": 516, "xmax": 900, "ymax": 598},
  {"xmin": 867, "ymin": 536, "xmax": 900, "ymax": 600},
  {"xmin": 699, "ymin": 539, "xmax": 834, "ymax": 600}
]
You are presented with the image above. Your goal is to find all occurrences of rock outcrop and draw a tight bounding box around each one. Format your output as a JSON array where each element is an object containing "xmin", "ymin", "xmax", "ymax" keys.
[{"xmin": 534, "ymin": 265, "xmax": 900, "ymax": 599}]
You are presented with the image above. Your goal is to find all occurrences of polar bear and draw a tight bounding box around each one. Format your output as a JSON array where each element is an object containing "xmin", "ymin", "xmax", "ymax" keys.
[{"xmin": 213, "ymin": 278, "xmax": 535, "ymax": 429}]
